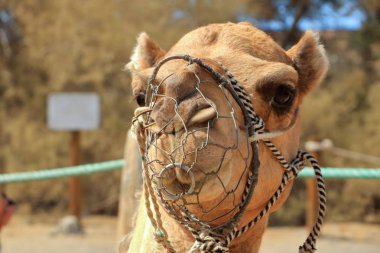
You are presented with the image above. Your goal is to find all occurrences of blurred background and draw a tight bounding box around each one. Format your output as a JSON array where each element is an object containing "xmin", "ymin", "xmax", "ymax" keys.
[{"xmin": 0, "ymin": 0, "xmax": 379, "ymax": 252}]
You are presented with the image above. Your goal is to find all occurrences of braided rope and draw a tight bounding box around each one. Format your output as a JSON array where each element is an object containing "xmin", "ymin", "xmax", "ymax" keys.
[
  {"xmin": 222, "ymin": 68, "xmax": 326, "ymax": 253},
  {"xmin": 133, "ymin": 123, "xmax": 177, "ymax": 253},
  {"xmin": 223, "ymin": 69, "xmax": 265, "ymax": 133},
  {"xmin": 298, "ymin": 152, "xmax": 326, "ymax": 253},
  {"xmin": 143, "ymin": 170, "xmax": 176, "ymax": 253}
]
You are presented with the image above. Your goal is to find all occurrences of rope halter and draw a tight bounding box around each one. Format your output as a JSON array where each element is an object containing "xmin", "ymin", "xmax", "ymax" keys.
[{"xmin": 131, "ymin": 54, "xmax": 326, "ymax": 253}]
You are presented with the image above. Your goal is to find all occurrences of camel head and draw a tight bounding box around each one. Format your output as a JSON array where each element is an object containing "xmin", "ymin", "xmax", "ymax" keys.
[{"xmin": 127, "ymin": 22, "xmax": 328, "ymax": 237}]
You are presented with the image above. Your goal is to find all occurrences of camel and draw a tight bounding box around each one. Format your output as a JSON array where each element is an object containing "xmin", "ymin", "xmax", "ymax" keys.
[{"xmin": 124, "ymin": 22, "xmax": 328, "ymax": 253}]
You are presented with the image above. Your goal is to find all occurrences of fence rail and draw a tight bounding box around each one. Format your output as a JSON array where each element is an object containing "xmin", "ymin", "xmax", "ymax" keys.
[
  {"xmin": 0, "ymin": 160, "xmax": 124, "ymax": 184},
  {"xmin": 0, "ymin": 160, "xmax": 379, "ymax": 184},
  {"xmin": 299, "ymin": 167, "xmax": 380, "ymax": 179}
]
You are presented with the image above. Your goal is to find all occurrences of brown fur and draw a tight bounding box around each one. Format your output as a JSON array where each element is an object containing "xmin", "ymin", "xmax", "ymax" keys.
[{"xmin": 124, "ymin": 22, "xmax": 328, "ymax": 253}]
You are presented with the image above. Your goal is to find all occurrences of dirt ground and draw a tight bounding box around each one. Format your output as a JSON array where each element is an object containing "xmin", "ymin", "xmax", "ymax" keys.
[{"xmin": 2, "ymin": 215, "xmax": 379, "ymax": 253}]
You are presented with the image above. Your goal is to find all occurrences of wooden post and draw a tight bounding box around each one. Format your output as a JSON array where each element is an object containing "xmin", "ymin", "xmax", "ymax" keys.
[
  {"xmin": 0, "ymin": 104, "xmax": 5, "ymax": 192},
  {"xmin": 69, "ymin": 131, "xmax": 82, "ymax": 220},
  {"xmin": 116, "ymin": 130, "xmax": 142, "ymax": 248},
  {"xmin": 306, "ymin": 142, "xmax": 320, "ymax": 231},
  {"xmin": 306, "ymin": 178, "xmax": 317, "ymax": 230}
]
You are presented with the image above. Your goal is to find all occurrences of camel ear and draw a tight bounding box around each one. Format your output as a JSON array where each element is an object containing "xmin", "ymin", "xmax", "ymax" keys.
[
  {"xmin": 125, "ymin": 32, "xmax": 166, "ymax": 71},
  {"xmin": 287, "ymin": 31, "xmax": 329, "ymax": 95}
]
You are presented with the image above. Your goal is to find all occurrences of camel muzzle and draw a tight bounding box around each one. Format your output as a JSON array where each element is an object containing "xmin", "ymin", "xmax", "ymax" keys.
[{"xmin": 131, "ymin": 54, "xmax": 326, "ymax": 253}]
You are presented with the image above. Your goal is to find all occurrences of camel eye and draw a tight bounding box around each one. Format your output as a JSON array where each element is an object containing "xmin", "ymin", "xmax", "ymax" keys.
[
  {"xmin": 271, "ymin": 85, "xmax": 295, "ymax": 108},
  {"xmin": 136, "ymin": 92, "xmax": 146, "ymax": 106}
]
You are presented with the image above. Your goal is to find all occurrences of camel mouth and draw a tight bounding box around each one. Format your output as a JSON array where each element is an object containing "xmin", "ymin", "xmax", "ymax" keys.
[
  {"xmin": 149, "ymin": 130, "xmax": 206, "ymax": 199},
  {"xmin": 152, "ymin": 125, "xmax": 238, "ymax": 201},
  {"xmin": 157, "ymin": 163, "xmax": 196, "ymax": 200}
]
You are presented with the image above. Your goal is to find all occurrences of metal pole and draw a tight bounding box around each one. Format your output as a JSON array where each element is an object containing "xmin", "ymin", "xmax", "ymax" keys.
[{"xmin": 69, "ymin": 131, "xmax": 82, "ymax": 220}]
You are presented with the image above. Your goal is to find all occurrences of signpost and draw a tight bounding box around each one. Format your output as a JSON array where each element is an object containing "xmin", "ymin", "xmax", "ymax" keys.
[{"xmin": 48, "ymin": 92, "xmax": 100, "ymax": 221}]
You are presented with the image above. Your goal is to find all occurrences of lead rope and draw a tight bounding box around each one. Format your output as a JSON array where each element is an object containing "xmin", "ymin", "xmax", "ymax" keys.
[
  {"xmin": 133, "ymin": 122, "xmax": 177, "ymax": 253},
  {"xmin": 222, "ymin": 148, "xmax": 326, "ymax": 253},
  {"xmin": 220, "ymin": 68, "xmax": 327, "ymax": 253},
  {"xmin": 131, "ymin": 56, "xmax": 326, "ymax": 253}
]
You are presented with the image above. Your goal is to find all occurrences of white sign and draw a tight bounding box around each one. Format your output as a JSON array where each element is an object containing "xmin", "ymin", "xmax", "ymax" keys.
[{"xmin": 48, "ymin": 92, "xmax": 100, "ymax": 131}]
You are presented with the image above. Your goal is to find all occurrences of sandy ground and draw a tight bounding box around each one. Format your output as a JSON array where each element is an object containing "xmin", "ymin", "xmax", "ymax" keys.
[
  {"xmin": 261, "ymin": 223, "xmax": 380, "ymax": 253},
  {"xmin": 2, "ymin": 215, "xmax": 379, "ymax": 253}
]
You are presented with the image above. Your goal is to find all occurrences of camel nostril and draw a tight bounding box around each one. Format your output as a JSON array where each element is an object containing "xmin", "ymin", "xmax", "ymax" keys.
[
  {"xmin": 186, "ymin": 99, "xmax": 217, "ymax": 127},
  {"xmin": 187, "ymin": 106, "xmax": 217, "ymax": 126},
  {"xmin": 157, "ymin": 163, "xmax": 196, "ymax": 200},
  {"xmin": 148, "ymin": 95, "xmax": 217, "ymax": 133}
]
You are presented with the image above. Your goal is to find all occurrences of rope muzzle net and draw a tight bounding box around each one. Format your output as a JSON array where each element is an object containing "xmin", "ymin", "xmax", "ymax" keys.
[{"xmin": 132, "ymin": 54, "xmax": 326, "ymax": 253}]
